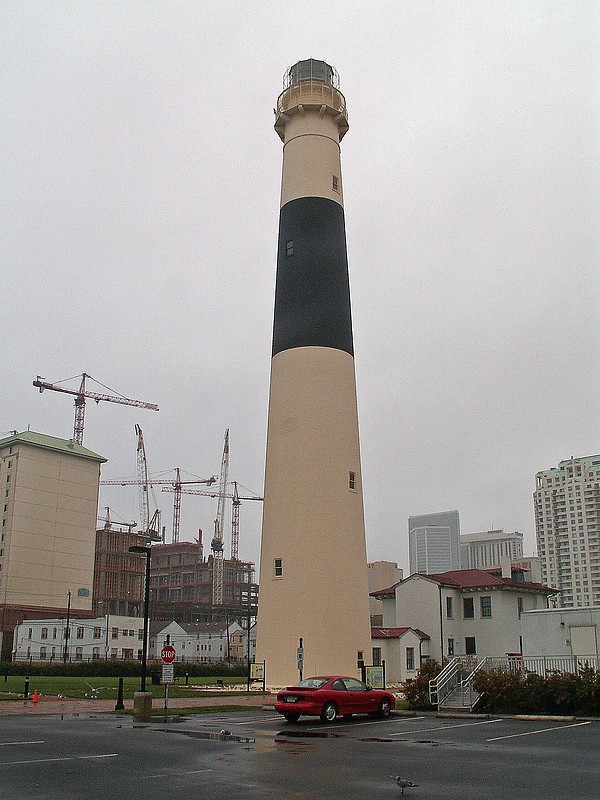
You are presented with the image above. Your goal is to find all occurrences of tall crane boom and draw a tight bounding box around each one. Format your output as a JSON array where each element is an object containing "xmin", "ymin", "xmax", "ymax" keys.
[
  {"xmin": 33, "ymin": 373, "xmax": 159, "ymax": 445},
  {"xmin": 211, "ymin": 430, "xmax": 230, "ymax": 605}
]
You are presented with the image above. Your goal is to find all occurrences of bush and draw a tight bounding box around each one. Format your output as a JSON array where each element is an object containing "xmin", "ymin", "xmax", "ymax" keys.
[
  {"xmin": 401, "ymin": 659, "xmax": 442, "ymax": 710},
  {"xmin": 474, "ymin": 665, "xmax": 600, "ymax": 715}
]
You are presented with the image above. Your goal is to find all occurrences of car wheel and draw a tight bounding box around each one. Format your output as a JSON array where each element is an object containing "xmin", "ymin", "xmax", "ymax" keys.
[
  {"xmin": 320, "ymin": 702, "xmax": 337, "ymax": 723},
  {"xmin": 377, "ymin": 698, "xmax": 391, "ymax": 718},
  {"xmin": 284, "ymin": 712, "xmax": 300, "ymax": 723}
]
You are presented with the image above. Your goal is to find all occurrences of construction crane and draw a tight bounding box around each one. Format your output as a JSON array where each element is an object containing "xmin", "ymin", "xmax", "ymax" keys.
[
  {"xmin": 100, "ymin": 470, "xmax": 217, "ymax": 543},
  {"xmin": 135, "ymin": 425, "xmax": 162, "ymax": 542},
  {"xmin": 211, "ymin": 430, "xmax": 229, "ymax": 605},
  {"xmin": 33, "ymin": 373, "xmax": 159, "ymax": 445},
  {"xmin": 163, "ymin": 480, "xmax": 263, "ymax": 560},
  {"xmin": 97, "ymin": 507, "xmax": 137, "ymax": 532}
]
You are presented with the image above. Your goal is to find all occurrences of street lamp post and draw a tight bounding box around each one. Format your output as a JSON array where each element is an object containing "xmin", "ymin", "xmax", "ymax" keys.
[{"xmin": 129, "ymin": 545, "xmax": 152, "ymax": 711}]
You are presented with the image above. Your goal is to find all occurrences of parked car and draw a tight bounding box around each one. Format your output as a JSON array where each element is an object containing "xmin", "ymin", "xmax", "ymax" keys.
[{"xmin": 275, "ymin": 675, "xmax": 395, "ymax": 723}]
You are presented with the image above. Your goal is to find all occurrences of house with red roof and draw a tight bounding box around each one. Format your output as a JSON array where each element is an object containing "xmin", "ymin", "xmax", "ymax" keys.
[{"xmin": 371, "ymin": 567, "xmax": 558, "ymax": 669}]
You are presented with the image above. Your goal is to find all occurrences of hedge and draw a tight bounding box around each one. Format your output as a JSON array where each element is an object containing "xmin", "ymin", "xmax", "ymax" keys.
[{"xmin": 0, "ymin": 661, "xmax": 247, "ymax": 678}]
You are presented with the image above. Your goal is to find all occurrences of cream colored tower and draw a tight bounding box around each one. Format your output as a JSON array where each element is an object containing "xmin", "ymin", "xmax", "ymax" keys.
[{"xmin": 256, "ymin": 60, "xmax": 372, "ymax": 686}]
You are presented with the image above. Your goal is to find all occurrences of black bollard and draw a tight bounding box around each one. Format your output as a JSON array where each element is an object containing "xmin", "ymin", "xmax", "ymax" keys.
[
  {"xmin": 24, "ymin": 676, "xmax": 30, "ymax": 699},
  {"xmin": 114, "ymin": 676, "xmax": 125, "ymax": 711},
  {"xmin": 185, "ymin": 672, "xmax": 189, "ymax": 685}
]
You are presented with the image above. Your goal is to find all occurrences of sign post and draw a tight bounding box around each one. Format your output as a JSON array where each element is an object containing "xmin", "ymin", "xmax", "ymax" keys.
[
  {"xmin": 297, "ymin": 638, "xmax": 304, "ymax": 682},
  {"xmin": 161, "ymin": 644, "xmax": 176, "ymax": 710}
]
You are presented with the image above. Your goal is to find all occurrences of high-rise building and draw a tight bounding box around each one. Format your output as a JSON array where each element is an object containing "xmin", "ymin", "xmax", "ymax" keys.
[
  {"xmin": 534, "ymin": 455, "xmax": 600, "ymax": 607},
  {"xmin": 256, "ymin": 59, "xmax": 372, "ymax": 685},
  {"xmin": 0, "ymin": 431, "xmax": 105, "ymax": 659},
  {"xmin": 408, "ymin": 510, "xmax": 460, "ymax": 575},
  {"xmin": 460, "ymin": 529, "xmax": 524, "ymax": 570}
]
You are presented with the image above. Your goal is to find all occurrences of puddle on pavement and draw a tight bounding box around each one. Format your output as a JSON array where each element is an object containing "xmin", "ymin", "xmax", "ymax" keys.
[
  {"xmin": 275, "ymin": 730, "xmax": 341, "ymax": 739},
  {"xmin": 161, "ymin": 728, "xmax": 254, "ymax": 743}
]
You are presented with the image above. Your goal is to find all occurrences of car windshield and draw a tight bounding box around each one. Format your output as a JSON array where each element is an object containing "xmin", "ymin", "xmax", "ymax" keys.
[{"xmin": 294, "ymin": 677, "xmax": 328, "ymax": 689}]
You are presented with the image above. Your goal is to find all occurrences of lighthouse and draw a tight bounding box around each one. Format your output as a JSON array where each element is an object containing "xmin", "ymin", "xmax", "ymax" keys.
[{"xmin": 256, "ymin": 60, "xmax": 372, "ymax": 686}]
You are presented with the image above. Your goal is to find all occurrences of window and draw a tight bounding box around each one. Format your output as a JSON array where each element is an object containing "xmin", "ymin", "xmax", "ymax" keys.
[
  {"xmin": 285, "ymin": 240, "xmax": 294, "ymax": 257},
  {"xmin": 406, "ymin": 647, "xmax": 415, "ymax": 671},
  {"xmin": 372, "ymin": 647, "xmax": 382, "ymax": 666},
  {"xmin": 92, "ymin": 647, "xmax": 100, "ymax": 660},
  {"xmin": 122, "ymin": 648, "xmax": 134, "ymax": 659},
  {"xmin": 41, "ymin": 627, "xmax": 48, "ymax": 640},
  {"xmin": 111, "ymin": 627, "xmax": 118, "ymax": 639},
  {"xmin": 76, "ymin": 626, "xmax": 84, "ymax": 639},
  {"xmin": 28, "ymin": 628, "xmax": 32, "ymax": 640},
  {"xmin": 480, "ymin": 596, "xmax": 492, "ymax": 618},
  {"xmin": 122, "ymin": 629, "xmax": 128, "ymax": 637},
  {"xmin": 463, "ymin": 597, "xmax": 474, "ymax": 619},
  {"xmin": 348, "ymin": 471, "xmax": 356, "ymax": 490},
  {"xmin": 52, "ymin": 628, "xmax": 57, "ymax": 640},
  {"xmin": 446, "ymin": 596, "xmax": 453, "ymax": 619},
  {"xmin": 448, "ymin": 638, "xmax": 454, "ymax": 656},
  {"xmin": 332, "ymin": 175, "xmax": 339, "ymax": 191},
  {"xmin": 75, "ymin": 647, "xmax": 83, "ymax": 661},
  {"xmin": 138, "ymin": 629, "xmax": 144, "ymax": 640},
  {"xmin": 517, "ymin": 597, "xmax": 524, "ymax": 618},
  {"xmin": 274, "ymin": 558, "xmax": 283, "ymax": 577},
  {"xmin": 93, "ymin": 627, "xmax": 101, "ymax": 639},
  {"xmin": 465, "ymin": 637, "xmax": 477, "ymax": 655},
  {"xmin": 40, "ymin": 647, "xmax": 47, "ymax": 660}
]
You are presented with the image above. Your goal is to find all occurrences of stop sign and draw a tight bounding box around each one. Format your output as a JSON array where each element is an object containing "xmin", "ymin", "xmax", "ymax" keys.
[{"xmin": 161, "ymin": 645, "xmax": 176, "ymax": 664}]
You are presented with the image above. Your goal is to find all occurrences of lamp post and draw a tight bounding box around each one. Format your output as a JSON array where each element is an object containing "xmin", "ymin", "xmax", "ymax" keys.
[{"xmin": 129, "ymin": 545, "xmax": 151, "ymax": 694}]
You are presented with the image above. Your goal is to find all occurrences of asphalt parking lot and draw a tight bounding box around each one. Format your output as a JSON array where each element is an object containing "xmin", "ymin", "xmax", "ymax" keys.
[{"xmin": 1, "ymin": 710, "xmax": 599, "ymax": 799}]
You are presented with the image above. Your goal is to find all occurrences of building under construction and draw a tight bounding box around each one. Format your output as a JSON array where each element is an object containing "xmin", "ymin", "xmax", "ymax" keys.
[{"xmin": 148, "ymin": 542, "xmax": 257, "ymax": 626}]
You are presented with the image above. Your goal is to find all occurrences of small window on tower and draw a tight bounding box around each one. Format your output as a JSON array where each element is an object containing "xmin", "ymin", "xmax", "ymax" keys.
[
  {"xmin": 285, "ymin": 240, "xmax": 294, "ymax": 257},
  {"xmin": 274, "ymin": 558, "xmax": 283, "ymax": 577},
  {"xmin": 348, "ymin": 471, "xmax": 356, "ymax": 490},
  {"xmin": 332, "ymin": 175, "xmax": 339, "ymax": 191}
]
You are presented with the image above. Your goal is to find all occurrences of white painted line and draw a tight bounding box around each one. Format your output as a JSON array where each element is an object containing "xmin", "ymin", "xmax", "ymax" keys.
[
  {"xmin": 487, "ymin": 721, "xmax": 592, "ymax": 742},
  {"xmin": 0, "ymin": 741, "xmax": 45, "ymax": 747},
  {"xmin": 144, "ymin": 769, "xmax": 212, "ymax": 778},
  {"xmin": 1, "ymin": 753, "xmax": 117, "ymax": 766},
  {"xmin": 390, "ymin": 718, "xmax": 503, "ymax": 737},
  {"xmin": 237, "ymin": 716, "xmax": 283, "ymax": 725},
  {"xmin": 307, "ymin": 715, "xmax": 426, "ymax": 731}
]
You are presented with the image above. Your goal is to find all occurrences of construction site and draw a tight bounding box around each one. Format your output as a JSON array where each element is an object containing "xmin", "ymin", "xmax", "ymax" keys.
[{"xmin": 0, "ymin": 374, "xmax": 259, "ymax": 658}]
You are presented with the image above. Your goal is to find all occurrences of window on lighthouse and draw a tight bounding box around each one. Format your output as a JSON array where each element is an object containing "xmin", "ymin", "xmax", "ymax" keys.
[
  {"xmin": 285, "ymin": 240, "xmax": 294, "ymax": 257},
  {"xmin": 348, "ymin": 471, "xmax": 356, "ymax": 491},
  {"xmin": 332, "ymin": 175, "xmax": 339, "ymax": 192},
  {"xmin": 274, "ymin": 558, "xmax": 283, "ymax": 577}
]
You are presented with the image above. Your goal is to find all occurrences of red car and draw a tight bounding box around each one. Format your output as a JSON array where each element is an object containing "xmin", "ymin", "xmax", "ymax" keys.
[{"xmin": 275, "ymin": 675, "xmax": 395, "ymax": 723}]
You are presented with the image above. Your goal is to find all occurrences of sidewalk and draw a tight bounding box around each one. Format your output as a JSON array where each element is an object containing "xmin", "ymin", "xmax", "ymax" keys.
[{"xmin": 0, "ymin": 692, "xmax": 274, "ymax": 717}]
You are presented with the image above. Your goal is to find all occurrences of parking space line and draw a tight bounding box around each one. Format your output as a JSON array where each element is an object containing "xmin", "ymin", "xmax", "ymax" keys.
[
  {"xmin": 487, "ymin": 721, "xmax": 592, "ymax": 742},
  {"xmin": 236, "ymin": 716, "xmax": 283, "ymax": 725},
  {"xmin": 389, "ymin": 718, "xmax": 503, "ymax": 736},
  {"xmin": 144, "ymin": 769, "xmax": 212, "ymax": 778},
  {"xmin": 307, "ymin": 715, "xmax": 426, "ymax": 731},
  {"xmin": 0, "ymin": 741, "xmax": 45, "ymax": 747},
  {"xmin": 0, "ymin": 753, "xmax": 117, "ymax": 766}
]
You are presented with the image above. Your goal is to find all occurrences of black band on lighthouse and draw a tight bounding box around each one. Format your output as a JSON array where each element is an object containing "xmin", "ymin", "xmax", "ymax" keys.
[{"xmin": 272, "ymin": 196, "xmax": 354, "ymax": 357}]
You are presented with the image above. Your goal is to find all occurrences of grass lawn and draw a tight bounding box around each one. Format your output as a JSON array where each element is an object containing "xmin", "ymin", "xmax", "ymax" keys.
[{"xmin": 0, "ymin": 675, "xmax": 251, "ymax": 701}]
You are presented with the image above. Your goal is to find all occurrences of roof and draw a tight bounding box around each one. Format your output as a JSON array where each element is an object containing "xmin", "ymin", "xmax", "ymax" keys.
[
  {"xmin": 426, "ymin": 568, "xmax": 558, "ymax": 595},
  {"xmin": 0, "ymin": 430, "xmax": 106, "ymax": 462},
  {"xmin": 371, "ymin": 568, "xmax": 558, "ymax": 597},
  {"xmin": 371, "ymin": 626, "xmax": 429, "ymax": 640}
]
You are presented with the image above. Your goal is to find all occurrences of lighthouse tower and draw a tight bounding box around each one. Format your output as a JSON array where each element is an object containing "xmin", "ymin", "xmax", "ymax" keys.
[{"xmin": 256, "ymin": 60, "xmax": 372, "ymax": 686}]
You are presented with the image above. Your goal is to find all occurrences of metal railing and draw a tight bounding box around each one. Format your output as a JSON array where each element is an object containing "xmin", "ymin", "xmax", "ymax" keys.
[
  {"xmin": 429, "ymin": 658, "xmax": 461, "ymax": 707},
  {"xmin": 482, "ymin": 654, "xmax": 600, "ymax": 676}
]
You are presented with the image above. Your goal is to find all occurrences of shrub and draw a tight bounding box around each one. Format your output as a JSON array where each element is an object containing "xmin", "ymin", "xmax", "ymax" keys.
[{"xmin": 401, "ymin": 659, "xmax": 441, "ymax": 710}]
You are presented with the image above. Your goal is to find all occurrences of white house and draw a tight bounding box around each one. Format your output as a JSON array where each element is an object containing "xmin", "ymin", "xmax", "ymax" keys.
[
  {"xmin": 13, "ymin": 615, "xmax": 145, "ymax": 662},
  {"xmin": 151, "ymin": 620, "xmax": 255, "ymax": 664},
  {"xmin": 370, "ymin": 626, "xmax": 430, "ymax": 684},
  {"xmin": 371, "ymin": 567, "xmax": 558, "ymax": 671}
]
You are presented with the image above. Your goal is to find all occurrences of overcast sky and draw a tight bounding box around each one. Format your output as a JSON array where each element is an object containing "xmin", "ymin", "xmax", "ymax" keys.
[{"xmin": 2, "ymin": 2, "xmax": 599, "ymax": 576}]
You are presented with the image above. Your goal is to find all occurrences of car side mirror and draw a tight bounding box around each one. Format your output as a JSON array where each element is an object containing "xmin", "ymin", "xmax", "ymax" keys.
[{"xmin": 365, "ymin": 685, "xmax": 372, "ymax": 691}]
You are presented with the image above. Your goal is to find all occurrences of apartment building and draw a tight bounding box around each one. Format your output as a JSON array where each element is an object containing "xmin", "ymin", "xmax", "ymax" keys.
[
  {"xmin": 460, "ymin": 529, "xmax": 524, "ymax": 569},
  {"xmin": 534, "ymin": 455, "xmax": 600, "ymax": 607},
  {"xmin": 0, "ymin": 431, "xmax": 105, "ymax": 659}
]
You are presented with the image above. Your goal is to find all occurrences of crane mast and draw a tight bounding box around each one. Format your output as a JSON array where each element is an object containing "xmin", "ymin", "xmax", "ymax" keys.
[
  {"xmin": 211, "ymin": 430, "xmax": 229, "ymax": 605},
  {"xmin": 33, "ymin": 372, "xmax": 159, "ymax": 445},
  {"xmin": 135, "ymin": 424, "xmax": 150, "ymax": 537}
]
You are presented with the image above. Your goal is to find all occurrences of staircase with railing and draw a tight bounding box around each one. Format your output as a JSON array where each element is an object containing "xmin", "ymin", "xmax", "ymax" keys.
[{"xmin": 429, "ymin": 657, "xmax": 486, "ymax": 711}]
